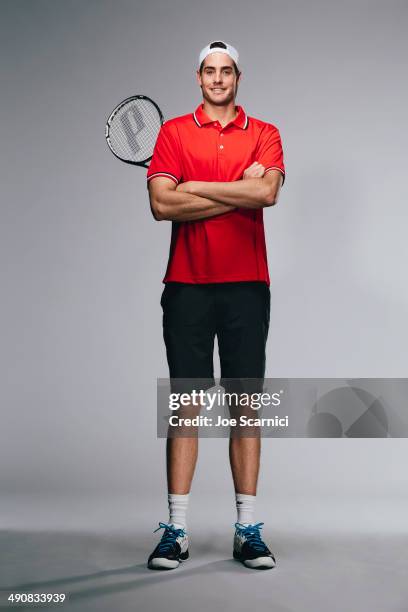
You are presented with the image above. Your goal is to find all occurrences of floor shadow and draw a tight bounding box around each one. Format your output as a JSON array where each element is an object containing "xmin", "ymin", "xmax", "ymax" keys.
[{"xmin": 1, "ymin": 558, "xmax": 267, "ymax": 609}]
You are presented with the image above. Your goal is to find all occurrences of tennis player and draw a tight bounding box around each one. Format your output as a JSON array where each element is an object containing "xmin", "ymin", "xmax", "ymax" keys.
[{"xmin": 146, "ymin": 41, "xmax": 285, "ymax": 570}]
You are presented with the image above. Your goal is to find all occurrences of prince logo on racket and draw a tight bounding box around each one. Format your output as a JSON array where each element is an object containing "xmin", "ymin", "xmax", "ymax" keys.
[{"xmin": 146, "ymin": 41, "xmax": 285, "ymax": 570}]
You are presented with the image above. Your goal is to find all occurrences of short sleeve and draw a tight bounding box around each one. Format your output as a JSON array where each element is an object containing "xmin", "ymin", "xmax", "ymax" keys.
[
  {"xmin": 146, "ymin": 123, "xmax": 182, "ymax": 185},
  {"xmin": 256, "ymin": 125, "xmax": 286, "ymax": 186}
]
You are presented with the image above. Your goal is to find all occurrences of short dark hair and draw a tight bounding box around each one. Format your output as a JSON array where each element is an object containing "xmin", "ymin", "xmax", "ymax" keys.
[
  {"xmin": 210, "ymin": 41, "xmax": 226, "ymax": 50},
  {"xmin": 199, "ymin": 58, "xmax": 240, "ymax": 77}
]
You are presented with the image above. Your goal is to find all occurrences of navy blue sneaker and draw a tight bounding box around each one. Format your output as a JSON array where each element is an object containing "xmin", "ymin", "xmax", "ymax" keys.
[
  {"xmin": 233, "ymin": 522, "xmax": 276, "ymax": 569},
  {"xmin": 147, "ymin": 522, "xmax": 189, "ymax": 570}
]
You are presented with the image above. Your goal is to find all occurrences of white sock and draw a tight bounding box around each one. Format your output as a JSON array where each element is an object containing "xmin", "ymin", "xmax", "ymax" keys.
[
  {"xmin": 236, "ymin": 493, "xmax": 256, "ymax": 525},
  {"xmin": 168, "ymin": 493, "xmax": 189, "ymax": 530}
]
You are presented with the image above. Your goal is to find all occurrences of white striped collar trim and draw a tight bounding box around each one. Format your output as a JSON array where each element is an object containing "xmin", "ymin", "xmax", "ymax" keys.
[{"xmin": 193, "ymin": 108, "xmax": 248, "ymax": 130}]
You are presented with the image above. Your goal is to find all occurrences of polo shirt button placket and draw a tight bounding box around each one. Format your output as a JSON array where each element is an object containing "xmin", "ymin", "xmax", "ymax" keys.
[
  {"xmin": 217, "ymin": 127, "xmax": 224, "ymax": 179},
  {"xmin": 219, "ymin": 128, "xmax": 224, "ymax": 150}
]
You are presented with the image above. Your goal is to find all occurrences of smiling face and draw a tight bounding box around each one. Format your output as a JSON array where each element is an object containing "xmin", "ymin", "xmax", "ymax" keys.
[{"xmin": 196, "ymin": 52, "xmax": 241, "ymax": 106}]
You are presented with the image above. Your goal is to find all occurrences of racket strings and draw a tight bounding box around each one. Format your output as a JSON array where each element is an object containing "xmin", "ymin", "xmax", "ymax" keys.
[{"xmin": 108, "ymin": 98, "xmax": 161, "ymax": 163}]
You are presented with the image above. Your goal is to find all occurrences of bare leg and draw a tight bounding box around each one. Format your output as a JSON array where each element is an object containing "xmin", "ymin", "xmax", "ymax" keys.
[
  {"xmin": 166, "ymin": 396, "xmax": 201, "ymax": 494},
  {"xmin": 167, "ymin": 437, "xmax": 198, "ymax": 494},
  {"xmin": 229, "ymin": 435, "xmax": 260, "ymax": 495}
]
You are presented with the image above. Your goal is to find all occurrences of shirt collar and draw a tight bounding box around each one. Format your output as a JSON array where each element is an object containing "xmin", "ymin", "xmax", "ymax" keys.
[{"xmin": 193, "ymin": 103, "xmax": 249, "ymax": 130}]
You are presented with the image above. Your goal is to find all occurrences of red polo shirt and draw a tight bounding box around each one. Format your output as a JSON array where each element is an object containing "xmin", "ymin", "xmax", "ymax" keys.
[{"xmin": 147, "ymin": 103, "xmax": 285, "ymax": 286}]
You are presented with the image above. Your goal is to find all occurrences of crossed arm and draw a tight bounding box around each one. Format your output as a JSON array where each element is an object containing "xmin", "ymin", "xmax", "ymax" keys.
[{"xmin": 148, "ymin": 163, "xmax": 284, "ymax": 222}]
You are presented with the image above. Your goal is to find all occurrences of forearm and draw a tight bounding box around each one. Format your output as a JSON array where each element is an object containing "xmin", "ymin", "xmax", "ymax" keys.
[
  {"xmin": 155, "ymin": 189, "xmax": 235, "ymax": 222},
  {"xmin": 185, "ymin": 179, "xmax": 273, "ymax": 209}
]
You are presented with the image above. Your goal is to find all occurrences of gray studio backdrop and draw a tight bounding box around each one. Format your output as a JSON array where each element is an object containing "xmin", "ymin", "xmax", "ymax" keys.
[{"xmin": 1, "ymin": 0, "xmax": 407, "ymax": 533}]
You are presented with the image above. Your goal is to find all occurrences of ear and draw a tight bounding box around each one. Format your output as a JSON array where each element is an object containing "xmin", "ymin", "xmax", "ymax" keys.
[{"xmin": 196, "ymin": 70, "xmax": 202, "ymax": 86}]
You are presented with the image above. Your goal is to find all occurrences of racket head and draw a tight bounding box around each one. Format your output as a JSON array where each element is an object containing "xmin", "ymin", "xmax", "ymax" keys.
[{"xmin": 105, "ymin": 95, "xmax": 164, "ymax": 167}]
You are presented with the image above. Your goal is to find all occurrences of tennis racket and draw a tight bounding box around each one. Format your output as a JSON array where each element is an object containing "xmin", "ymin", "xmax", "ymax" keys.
[{"xmin": 105, "ymin": 95, "xmax": 164, "ymax": 167}]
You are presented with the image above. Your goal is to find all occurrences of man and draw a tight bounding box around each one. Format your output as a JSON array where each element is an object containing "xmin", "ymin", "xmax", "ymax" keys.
[{"xmin": 146, "ymin": 41, "xmax": 285, "ymax": 570}]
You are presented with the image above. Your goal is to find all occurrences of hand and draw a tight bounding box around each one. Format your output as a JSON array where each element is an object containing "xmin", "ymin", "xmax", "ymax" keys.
[{"xmin": 243, "ymin": 162, "xmax": 265, "ymax": 180}]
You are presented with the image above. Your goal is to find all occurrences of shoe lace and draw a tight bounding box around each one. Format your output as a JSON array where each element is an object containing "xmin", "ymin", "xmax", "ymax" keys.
[
  {"xmin": 153, "ymin": 522, "xmax": 186, "ymax": 554},
  {"xmin": 235, "ymin": 522, "xmax": 268, "ymax": 552}
]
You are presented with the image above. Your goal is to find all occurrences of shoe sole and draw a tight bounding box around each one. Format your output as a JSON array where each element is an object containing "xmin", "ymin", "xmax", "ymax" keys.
[
  {"xmin": 147, "ymin": 550, "xmax": 189, "ymax": 570},
  {"xmin": 233, "ymin": 550, "xmax": 276, "ymax": 569}
]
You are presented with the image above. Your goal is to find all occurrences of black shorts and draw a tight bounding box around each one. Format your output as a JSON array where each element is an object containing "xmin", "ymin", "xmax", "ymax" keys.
[{"xmin": 160, "ymin": 281, "xmax": 270, "ymax": 393}]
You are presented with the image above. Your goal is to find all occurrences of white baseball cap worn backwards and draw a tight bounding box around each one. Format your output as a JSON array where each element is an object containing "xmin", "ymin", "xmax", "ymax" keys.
[{"xmin": 198, "ymin": 41, "xmax": 239, "ymax": 69}]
